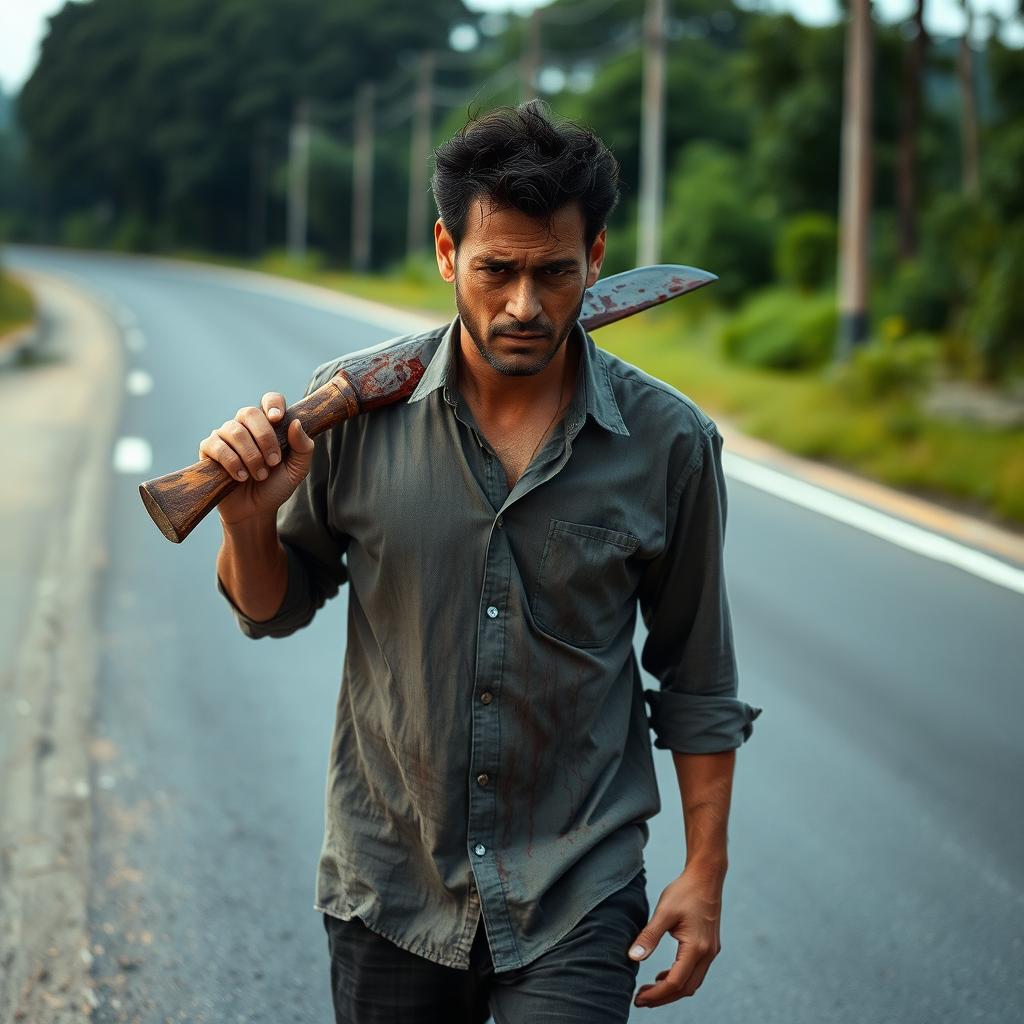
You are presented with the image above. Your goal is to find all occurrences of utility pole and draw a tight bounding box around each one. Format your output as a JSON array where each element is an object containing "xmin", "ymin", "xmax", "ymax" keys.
[
  {"xmin": 287, "ymin": 99, "xmax": 310, "ymax": 262},
  {"xmin": 351, "ymin": 82, "xmax": 375, "ymax": 273},
  {"xmin": 896, "ymin": 0, "xmax": 927, "ymax": 261},
  {"xmin": 249, "ymin": 128, "xmax": 268, "ymax": 256},
  {"xmin": 520, "ymin": 9, "xmax": 541, "ymax": 101},
  {"xmin": 637, "ymin": 0, "xmax": 666, "ymax": 267},
  {"xmin": 835, "ymin": 0, "xmax": 874, "ymax": 361},
  {"xmin": 407, "ymin": 52, "xmax": 435, "ymax": 259},
  {"xmin": 958, "ymin": 0, "xmax": 980, "ymax": 197}
]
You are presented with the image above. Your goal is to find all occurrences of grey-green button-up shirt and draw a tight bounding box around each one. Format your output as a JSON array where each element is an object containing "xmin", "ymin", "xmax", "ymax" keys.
[{"xmin": 216, "ymin": 315, "xmax": 762, "ymax": 973}]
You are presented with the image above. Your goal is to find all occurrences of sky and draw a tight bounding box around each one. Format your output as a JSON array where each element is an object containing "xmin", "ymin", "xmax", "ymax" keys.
[{"xmin": 1, "ymin": 0, "xmax": 1021, "ymax": 94}]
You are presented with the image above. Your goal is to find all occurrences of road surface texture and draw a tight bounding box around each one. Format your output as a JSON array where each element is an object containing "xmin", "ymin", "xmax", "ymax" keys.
[{"xmin": 5, "ymin": 248, "xmax": 1022, "ymax": 1024}]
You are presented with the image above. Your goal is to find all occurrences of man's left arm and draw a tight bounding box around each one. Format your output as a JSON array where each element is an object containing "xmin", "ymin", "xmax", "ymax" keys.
[
  {"xmin": 630, "ymin": 420, "xmax": 762, "ymax": 1009},
  {"xmin": 629, "ymin": 749, "xmax": 734, "ymax": 1008}
]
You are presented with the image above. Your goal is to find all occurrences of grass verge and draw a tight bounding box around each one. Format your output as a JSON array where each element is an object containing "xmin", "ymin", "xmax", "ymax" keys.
[{"xmin": 0, "ymin": 271, "xmax": 35, "ymax": 339}]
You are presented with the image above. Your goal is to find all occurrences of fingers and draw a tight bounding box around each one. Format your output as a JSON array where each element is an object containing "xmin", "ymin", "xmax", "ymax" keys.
[
  {"xmin": 632, "ymin": 941, "xmax": 716, "ymax": 1008},
  {"xmin": 288, "ymin": 416, "xmax": 314, "ymax": 454},
  {"xmin": 628, "ymin": 910, "xmax": 669, "ymax": 963},
  {"xmin": 261, "ymin": 392, "xmax": 285, "ymax": 425},
  {"xmin": 236, "ymin": 403, "xmax": 282, "ymax": 473},
  {"xmin": 198, "ymin": 394, "xmax": 289, "ymax": 482},
  {"xmin": 198, "ymin": 431, "xmax": 252, "ymax": 482}
]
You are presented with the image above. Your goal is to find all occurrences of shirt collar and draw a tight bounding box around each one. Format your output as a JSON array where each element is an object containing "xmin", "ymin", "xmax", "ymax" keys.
[{"xmin": 407, "ymin": 316, "xmax": 629, "ymax": 437}]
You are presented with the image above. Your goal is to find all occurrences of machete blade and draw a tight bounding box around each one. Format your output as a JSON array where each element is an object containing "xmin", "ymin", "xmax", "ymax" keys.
[{"xmin": 579, "ymin": 264, "xmax": 718, "ymax": 330}]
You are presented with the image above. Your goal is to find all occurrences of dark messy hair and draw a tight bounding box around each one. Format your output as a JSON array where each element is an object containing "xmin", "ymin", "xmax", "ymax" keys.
[{"xmin": 431, "ymin": 99, "xmax": 620, "ymax": 251}]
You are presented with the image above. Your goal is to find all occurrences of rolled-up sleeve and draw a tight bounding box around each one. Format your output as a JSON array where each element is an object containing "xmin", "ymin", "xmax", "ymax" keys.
[
  {"xmin": 216, "ymin": 373, "xmax": 350, "ymax": 639},
  {"xmin": 638, "ymin": 421, "xmax": 762, "ymax": 752}
]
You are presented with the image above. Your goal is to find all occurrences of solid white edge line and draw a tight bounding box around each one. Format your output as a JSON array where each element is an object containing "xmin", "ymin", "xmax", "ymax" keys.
[{"xmin": 723, "ymin": 451, "xmax": 1024, "ymax": 597}]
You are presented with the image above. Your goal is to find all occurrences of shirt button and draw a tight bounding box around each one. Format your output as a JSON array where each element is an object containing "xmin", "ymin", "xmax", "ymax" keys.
[
  {"xmin": 474, "ymin": 843, "xmax": 487, "ymax": 856},
  {"xmin": 476, "ymin": 772, "xmax": 490, "ymax": 786},
  {"xmin": 496, "ymin": 515, "xmax": 504, "ymax": 528},
  {"xmin": 480, "ymin": 691, "xmax": 493, "ymax": 704},
  {"xmin": 486, "ymin": 606, "xmax": 498, "ymax": 619}
]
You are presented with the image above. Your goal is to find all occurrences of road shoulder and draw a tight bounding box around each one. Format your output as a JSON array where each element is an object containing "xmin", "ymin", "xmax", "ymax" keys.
[
  {"xmin": 715, "ymin": 411, "xmax": 1024, "ymax": 571},
  {"xmin": 0, "ymin": 271, "xmax": 124, "ymax": 1021}
]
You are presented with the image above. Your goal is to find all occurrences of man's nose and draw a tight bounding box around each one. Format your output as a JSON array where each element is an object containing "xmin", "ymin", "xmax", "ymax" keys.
[{"xmin": 506, "ymin": 277, "xmax": 542, "ymax": 324}]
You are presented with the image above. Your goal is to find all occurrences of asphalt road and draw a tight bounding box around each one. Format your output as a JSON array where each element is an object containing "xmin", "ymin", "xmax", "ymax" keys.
[{"xmin": 7, "ymin": 248, "xmax": 1023, "ymax": 1024}]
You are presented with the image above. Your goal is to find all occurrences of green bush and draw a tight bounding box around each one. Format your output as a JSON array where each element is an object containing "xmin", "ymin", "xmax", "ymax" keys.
[
  {"xmin": 62, "ymin": 209, "xmax": 106, "ymax": 249},
  {"xmin": 0, "ymin": 270, "xmax": 35, "ymax": 334},
  {"xmin": 110, "ymin": 214, "xmax": 156, "ymax": 253},
  {"xmin": 397, "ymin": 251, "xmax": 440, "ymax": 286},
  {"xmin": 834, "ymin": 333, "xmax": 942, "ymax": 402},
  {"xmin": 966, "ymin": 223, "xmax": 1024, "ymax": 380},
  {"xmin": 661, "ymin": 142, "xmax": 776, "ymax": 306},
  {"xmin": 720, "ymin": 286, "xmax": 837, "ymax": 370},
  {"xmin": 881, "ymin": 258, "xmax": 951, "ymax": 334},
  {"xmin": 775, "ymin": 213, "xmax": 837, "ymax": 291}
]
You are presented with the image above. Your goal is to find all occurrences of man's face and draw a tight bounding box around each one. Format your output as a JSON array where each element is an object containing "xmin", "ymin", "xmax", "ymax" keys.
[{"xmin": 434, "ymin": 198, "xmax": 606, "ymax": 377}]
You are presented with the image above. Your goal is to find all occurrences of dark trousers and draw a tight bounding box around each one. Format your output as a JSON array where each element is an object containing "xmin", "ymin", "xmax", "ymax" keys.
[{"xmin": 323, "ymin": 868, "xmax": 649, "ymax": 1023}]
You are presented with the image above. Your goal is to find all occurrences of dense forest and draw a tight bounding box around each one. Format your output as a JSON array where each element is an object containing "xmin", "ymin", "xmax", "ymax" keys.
[{"xmin": 1, "ymin": 0, "xmax": 1022, "ymax": 379}]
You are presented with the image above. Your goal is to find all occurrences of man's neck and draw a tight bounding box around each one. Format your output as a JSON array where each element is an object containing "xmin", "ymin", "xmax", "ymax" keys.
[{"xmin": 455, "ymin": 320, "xmax": 579, "ymax": 424}]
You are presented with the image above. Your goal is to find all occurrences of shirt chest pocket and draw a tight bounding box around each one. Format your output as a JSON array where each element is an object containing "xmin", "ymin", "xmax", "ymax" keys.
[{"xmin": 530, "ymin": 519, "xmax": 641, "ymax": 648}]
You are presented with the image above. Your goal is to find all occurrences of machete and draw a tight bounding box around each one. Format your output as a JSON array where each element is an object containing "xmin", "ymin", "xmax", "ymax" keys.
[{"xmin": 139, "ymin": 263, "xmax": 717, "ymax": 543}]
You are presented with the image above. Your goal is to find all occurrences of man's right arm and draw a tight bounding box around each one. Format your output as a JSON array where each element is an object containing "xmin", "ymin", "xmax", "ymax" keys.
[
  {"xmin": 216, "ymin": 513, "xmax": 289, "ymax": 624},
  {"xmin": 201, "ymin": 388, "xmax": 348, "ymax": 639}
]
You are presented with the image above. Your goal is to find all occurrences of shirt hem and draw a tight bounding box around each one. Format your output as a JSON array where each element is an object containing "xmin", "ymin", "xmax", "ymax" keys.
[{"xmin": 314, "ymin": 902, "xmax": 474, "ymax": 971}]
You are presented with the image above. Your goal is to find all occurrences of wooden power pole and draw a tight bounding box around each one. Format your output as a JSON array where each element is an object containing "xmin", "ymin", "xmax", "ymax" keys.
[
  {"xmin": 958, "ymin": 0, "xmax": 980, "ymax": 197},
  {"xmin": 836, "ymin": 0, "xmax": 874, "ymax": 360},
  {"xmin": 407, "ymin": 53, "xmax": 435, "ymax": 259},
  {"xmin": 351, "ymin": 82, "xmax": 375, "ymax": 273},
  {"xmin": 896, "ymin": 0, "xmax": 927, "ymax": 261},
  {"xmin": 287, "ymin": 99, "xmax": 310, "ymax": 262},
  {"xmin": 637, "ymin": 0, "xmax": 666, "ymax": 268},
  {"xmin": 520, "ymin": 10, "xmax": 541, "ymax": 101}
]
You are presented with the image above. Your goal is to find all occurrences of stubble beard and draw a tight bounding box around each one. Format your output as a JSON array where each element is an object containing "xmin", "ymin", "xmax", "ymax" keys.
[{"xmin": 454, "ymin": 272, "xmax": 587, "ymax": 378}]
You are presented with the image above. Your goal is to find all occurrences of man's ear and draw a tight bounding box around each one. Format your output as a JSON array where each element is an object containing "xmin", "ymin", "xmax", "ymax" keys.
[
  {"xmin": 435, "ymin": 220, "xmax": 456, "ymax": 283},
  {"xmin": 586, "ymin": 227, "xmax": 606, "ymax": 288}
]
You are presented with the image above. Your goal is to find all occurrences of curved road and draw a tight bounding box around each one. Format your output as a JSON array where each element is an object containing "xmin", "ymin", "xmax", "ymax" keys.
[{"xmin": 8, "ymin": 248, "xmax": 1023, "ymax": 1024}]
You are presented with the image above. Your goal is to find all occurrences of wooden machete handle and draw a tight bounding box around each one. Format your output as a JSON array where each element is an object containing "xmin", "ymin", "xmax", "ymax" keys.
[
  {"xmin": 140, "ymin": 330, "xmax": 433, "ymax": 543},
  {"xmin": 139, "ymin": 373, "xmax": 362, "ymax": 544}
]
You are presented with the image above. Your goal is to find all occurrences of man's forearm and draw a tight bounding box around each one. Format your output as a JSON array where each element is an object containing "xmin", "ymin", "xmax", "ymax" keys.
[
  {"xmin": 672, "ymin": 749, "xmax": 736, "ymax": 877},
  {"xmin": 216, "ymin": 514, "xmax": 290, "ymax": 623}
]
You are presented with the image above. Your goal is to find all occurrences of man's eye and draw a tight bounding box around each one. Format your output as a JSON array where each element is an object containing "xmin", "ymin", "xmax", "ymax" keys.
[
  {"xmin": 483, "ymin": 265, "xmax": 507, "ymax": 275},
  {"xmin": 544, "ymin": 268, "xmax": 570, "ymax": 277}
]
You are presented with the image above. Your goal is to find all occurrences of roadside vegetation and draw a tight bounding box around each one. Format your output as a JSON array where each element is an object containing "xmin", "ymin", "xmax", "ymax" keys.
[{"xmin": 0, "ymin": 267, "xmax": 34, "ymax": 338}]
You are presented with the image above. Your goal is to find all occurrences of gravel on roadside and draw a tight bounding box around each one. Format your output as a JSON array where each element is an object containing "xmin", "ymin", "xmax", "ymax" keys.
[{"xmin": 0, "ymin": 272, "xmax": 124, "ymax": 1023}]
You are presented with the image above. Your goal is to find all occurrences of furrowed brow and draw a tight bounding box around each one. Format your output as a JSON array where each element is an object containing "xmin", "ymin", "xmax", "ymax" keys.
[
  {"xmin": 539, "ymin": 258, "xmax": 580, "ymax": 272},
  {"xmin": 474, "ymin": 256, "xmax": 517, "ymax": 270}
]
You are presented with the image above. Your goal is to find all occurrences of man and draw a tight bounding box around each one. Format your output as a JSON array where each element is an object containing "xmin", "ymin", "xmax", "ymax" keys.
[{"xmin": 208, "ymin": 101, "xmax": 762, "ymax": 1022}]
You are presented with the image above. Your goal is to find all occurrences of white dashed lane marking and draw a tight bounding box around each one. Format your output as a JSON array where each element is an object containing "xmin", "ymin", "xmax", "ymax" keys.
[
  {"xmin": 112, "ymin": 437, "xmax": 153, "ymax": 474},
  {"xmin": 125, "ymin": 369, "xmax": 153, "ymax": 396}
]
